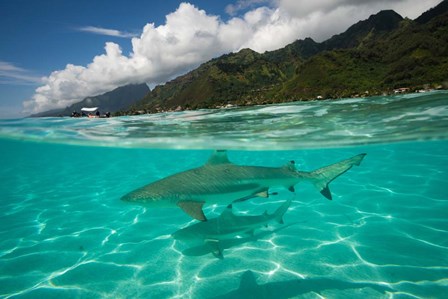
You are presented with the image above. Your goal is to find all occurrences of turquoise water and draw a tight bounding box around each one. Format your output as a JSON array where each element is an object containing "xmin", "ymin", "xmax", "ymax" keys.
[{"xmin": 1, "ymin": 92, "xmax": 448, "ymax": 298}]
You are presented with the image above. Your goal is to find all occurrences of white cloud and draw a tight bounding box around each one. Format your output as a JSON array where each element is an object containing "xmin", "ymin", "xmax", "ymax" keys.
[
  {"xmin": 225, "ymin": 0, "xmax": 272, "ymax": 16},
  {"xmin": 24, "ymin": 0, "xmax": 442, "ymax": 113},
  {"xmin": 78, "ymin": 26, "xmax": 138, "ymax": 38},
  {"xmin": 25, "ymin": 3, "xmax": 235, "ymax": 113},
  {"xmin": 0, "ymin": 61, "xmax": 43, "ymax": 85},
  {"xmin": 0, "ymin": 61, "xmax": 24, "ymax": 72}
]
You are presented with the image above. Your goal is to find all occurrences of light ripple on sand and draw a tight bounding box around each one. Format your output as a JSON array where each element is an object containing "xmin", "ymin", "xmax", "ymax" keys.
[{"xmin": 1, "ymin": 141, "xmax": 448, "ymax": 298}]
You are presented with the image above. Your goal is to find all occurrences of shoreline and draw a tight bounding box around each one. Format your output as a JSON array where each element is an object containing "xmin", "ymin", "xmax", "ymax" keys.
[{"xmin": 119, "ymin": 86, "xmax": 446, "ymax": 116}]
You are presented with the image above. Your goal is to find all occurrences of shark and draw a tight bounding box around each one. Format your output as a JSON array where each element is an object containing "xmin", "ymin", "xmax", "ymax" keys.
[
  {"xmin": 172, "ymin": 198, "xmax": 294, "ymax": 258},
  {"xmin": 172, "ymin": 198, "xmax": 291, "ymax": 253},
  {"xmin": 121, "ymin": 150, "xmax": 366, "ymax": 221},
  {"xmin": 180, "ymin": 222, "xmax": 298, "ymax": 259}
]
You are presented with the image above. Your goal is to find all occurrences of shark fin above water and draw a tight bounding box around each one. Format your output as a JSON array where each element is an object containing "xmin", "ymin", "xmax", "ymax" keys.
[
  {"xmin": 177, "ymin": 200, "xmax": 207, "ymax": 221},
  {"xmin": 206, "ymin": 150, "xmax": 231, "ymax": 165}
]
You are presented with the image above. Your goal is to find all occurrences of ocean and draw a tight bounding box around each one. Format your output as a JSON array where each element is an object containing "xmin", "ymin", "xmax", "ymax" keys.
[{"xmin": 1, "ymin": 91, "xmax": 447, "ymax": 298}]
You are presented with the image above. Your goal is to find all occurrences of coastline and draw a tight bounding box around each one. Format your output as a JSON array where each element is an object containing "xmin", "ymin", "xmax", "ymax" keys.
[{"xmin": 118, "ymin": 86, "xmax": 446, "ymax": 116}]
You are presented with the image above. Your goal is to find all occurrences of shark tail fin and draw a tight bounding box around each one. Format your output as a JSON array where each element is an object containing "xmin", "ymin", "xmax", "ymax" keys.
[
  {"xmin": 274, "ymin": 198, "xmax": 292, "ymax": 224},
  {"xmin": 309, "ymin": 153, "xmax": 366, "ymax": 200}
]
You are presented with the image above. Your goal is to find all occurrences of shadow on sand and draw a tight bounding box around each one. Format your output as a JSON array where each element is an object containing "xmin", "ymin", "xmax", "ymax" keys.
[{"xmin": 209, "ymin": 270, "xmax": 393, "ymax": 299}]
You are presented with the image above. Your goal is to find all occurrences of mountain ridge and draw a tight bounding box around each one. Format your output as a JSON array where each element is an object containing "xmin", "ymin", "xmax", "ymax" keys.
[
  {"xmin": 30, "ymin": 83, "xmax": 149, "ymax": 117},
  {"xmin": 126, "ymin": 1, "xmax": 447, "ymax": 114}
]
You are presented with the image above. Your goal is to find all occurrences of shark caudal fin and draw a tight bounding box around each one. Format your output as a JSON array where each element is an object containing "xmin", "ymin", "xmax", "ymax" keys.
[{"xmin": 308, "ymin": 153, "xmax": 366, "ymax": 200}]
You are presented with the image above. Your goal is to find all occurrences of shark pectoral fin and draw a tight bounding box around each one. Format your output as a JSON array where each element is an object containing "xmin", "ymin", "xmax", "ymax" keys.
[
  {"xmin": 177, "ymin": 200, "xmax": 207, "ymax": 221},
  {"xmin": 205, "ymin": 239, "xmax": 224, "ymax": 259}
]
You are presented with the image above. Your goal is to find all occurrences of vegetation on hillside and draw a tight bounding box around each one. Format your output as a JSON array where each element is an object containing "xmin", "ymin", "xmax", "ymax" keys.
[{"xmin": 128, "ymin": 2, "xmax": 448, "ymax": 114}]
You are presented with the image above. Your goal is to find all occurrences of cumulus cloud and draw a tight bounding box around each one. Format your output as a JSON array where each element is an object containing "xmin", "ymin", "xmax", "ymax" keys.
[
  {"xmin": 0, "ymin": 61, "xmax": 43, "ymax": 85},
  {"xmin": 24, "ymin": 0, "xmax": 441, "ymax": 113},
  {"xmin": 276, "ymin": 0, "xmax": 440, "ymax": 19},
  {"xmin": 78, "ymin": 26, "xmax": 138, "ymax": 38}
]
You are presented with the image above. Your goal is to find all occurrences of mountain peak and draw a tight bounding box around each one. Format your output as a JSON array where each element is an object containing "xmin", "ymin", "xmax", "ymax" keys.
[
  {"xmin": 415, "ymin": 0, "xmax": 448, "ymax": 24},
  {"xmin": 322, "ymin": 9, "xmax": 403, "ymax": 50},
  {"xmin": 368, "ymin": 10, "xmax": 404, "ymax": 30}
]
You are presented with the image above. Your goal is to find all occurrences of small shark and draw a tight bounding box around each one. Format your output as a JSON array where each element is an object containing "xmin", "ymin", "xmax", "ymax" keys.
[
  {"xmin": 173, "ymin": 199, "xmax": 295, "ymax": 259},
  {"xmin": 172, "ymin": 199, "xmax": 291, "ymax": 252},
  {"xmin": 180, "ymin": 223, "xmax": 297, "ymax": 259},
  {"xmin": 121, "ymin": 150, "xmax": 366, "ymax": 221}
]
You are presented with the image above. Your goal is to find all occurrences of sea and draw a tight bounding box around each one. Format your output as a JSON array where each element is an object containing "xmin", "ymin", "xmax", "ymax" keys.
[{"xmin": 0, "ymin": 91, "xmax": 447, "ymax": 298}]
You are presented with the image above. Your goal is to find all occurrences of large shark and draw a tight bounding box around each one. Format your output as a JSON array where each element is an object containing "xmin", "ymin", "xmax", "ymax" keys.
[
  {"xmin": 121, "ymin": 150, "xmax": 366, "ymax": 221},
  {"xmin": 172, "ymin": 198, "xmax": 291, "ymax": 244}
]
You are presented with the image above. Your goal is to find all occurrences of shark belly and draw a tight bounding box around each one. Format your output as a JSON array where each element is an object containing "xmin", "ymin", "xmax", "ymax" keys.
[{"xmin": 188, "ymin": 182, "xmax": 267, "ymax": 205}]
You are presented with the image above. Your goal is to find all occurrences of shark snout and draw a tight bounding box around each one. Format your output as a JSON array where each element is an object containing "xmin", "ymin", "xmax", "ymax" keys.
[
  {"xmin": 120, "ymin": 192, "xmax": 134, "ymax": 202},
  {"xmin": 120, "ymin": 191, "xmax": 149, "ymax": 204},
  {"xmin": 120, "ymin": 189, "xmax": 150, "ymax": 202}
]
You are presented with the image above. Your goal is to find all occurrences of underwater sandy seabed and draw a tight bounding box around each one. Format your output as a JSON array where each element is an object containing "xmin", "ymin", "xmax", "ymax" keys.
[{"xmin": 0, "ymin": 138, "xmax": 447, "ymax": 298}]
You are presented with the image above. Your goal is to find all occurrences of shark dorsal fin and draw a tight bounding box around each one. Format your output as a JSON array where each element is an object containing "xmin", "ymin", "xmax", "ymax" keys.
[
  {"xmin": 219, "ymin": 205, "xmax": 235, "ymax": 221},
  {"xmin": 283, "ymin": 160, "xmax": 296, "ymax": 172},
  {"xmin": 239, "ymin": 271, "xmax": 258, "ymax": 290},
  {"xmin": 207, "ymin": 150, "xmax": 231, "ymax": 165}
]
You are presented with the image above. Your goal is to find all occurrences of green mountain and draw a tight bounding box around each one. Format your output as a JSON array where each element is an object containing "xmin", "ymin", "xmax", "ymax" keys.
[
  {"xmin": 30, "ymin": 83, "xmax": 149, "ymax": 117},
  {"xmin": 279, "ymin": 7, "xmax": 448, "ymax": 99},
  {"xmin": 129, "ymin": 1, "xmax": 448, "ymax": 114},
  {"xmin": 416, "ymin": 0, "xmax": 448, "ymax": 24}
]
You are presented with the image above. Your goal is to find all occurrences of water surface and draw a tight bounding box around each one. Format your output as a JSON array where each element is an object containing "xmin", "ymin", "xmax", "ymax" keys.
[{"xmin": 1, "ymin": 92, "xmax": 447, "ymax": 298}]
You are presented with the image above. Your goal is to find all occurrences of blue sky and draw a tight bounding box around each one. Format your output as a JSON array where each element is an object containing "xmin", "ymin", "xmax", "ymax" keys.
[
  {"xmin": 0, "ymin": 0, "xmax": 441, "ymax": 117},
  {"xmin": 0, "ymin": 0, "xmax": 235, "ymax": 117}
]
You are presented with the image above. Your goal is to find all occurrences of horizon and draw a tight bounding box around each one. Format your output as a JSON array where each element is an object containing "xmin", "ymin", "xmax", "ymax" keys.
[{"xmin": 0, "ymin": 0, "xmax": 442, "ymax": 118}]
